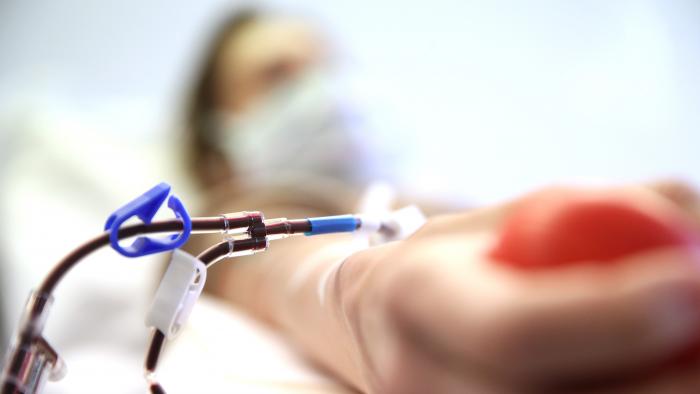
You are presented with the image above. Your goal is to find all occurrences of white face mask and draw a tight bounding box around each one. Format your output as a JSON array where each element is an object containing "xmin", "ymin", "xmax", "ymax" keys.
[{"xmin": 213, "ymin": 69, "xmax": 371, "ymax": 186}]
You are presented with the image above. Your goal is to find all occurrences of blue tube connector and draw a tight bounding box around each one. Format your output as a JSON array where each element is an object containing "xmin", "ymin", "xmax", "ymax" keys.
[{"xmin": 305, "ymin": 215, "xmax": 359, "ymax": 236}]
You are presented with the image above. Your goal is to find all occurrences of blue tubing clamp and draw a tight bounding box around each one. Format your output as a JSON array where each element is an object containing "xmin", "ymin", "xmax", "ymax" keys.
[{"xmin": 104, "ymin": 182, "xmax": 192, "ymax": 257}]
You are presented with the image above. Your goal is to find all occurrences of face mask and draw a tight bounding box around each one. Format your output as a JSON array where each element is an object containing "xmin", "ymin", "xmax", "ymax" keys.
[{"xmin": 213, "ymin": 69, "xmax": 371, "ymax": 186}]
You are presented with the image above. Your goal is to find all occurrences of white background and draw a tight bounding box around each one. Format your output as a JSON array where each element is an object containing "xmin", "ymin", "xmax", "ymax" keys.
[{"xmin": 1, "ymin": 0, "xmax": 698, "ymax": 202}]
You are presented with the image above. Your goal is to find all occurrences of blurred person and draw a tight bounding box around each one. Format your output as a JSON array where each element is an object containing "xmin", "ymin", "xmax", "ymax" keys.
[
  {"xmin": 184, "ymin": 9, "xmax": 377, "ymax": 193},
  {"xmin": 180, "ymin": 8, "xmax": 700, "ymax": 393}
]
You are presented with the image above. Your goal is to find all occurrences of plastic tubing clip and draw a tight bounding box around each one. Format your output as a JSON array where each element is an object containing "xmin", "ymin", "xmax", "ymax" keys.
[
  {"xmin": 104, "ymin": 182, "xmax": 192, "ymax": 258},
  {"xmin": 146, "ymin": 249, "xmax": 206, "ymax": 339}
]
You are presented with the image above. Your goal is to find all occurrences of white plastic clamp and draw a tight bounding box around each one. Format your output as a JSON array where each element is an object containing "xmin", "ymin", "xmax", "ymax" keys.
[{"xmin": 146, "ymin": 249, "xmax": 207, "ymax": 339}]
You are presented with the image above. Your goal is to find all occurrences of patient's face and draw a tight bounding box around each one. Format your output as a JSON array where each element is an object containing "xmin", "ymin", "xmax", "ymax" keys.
[{"xmin": 214, "ymin": 16, "xmax": 325, "ymax": 115}]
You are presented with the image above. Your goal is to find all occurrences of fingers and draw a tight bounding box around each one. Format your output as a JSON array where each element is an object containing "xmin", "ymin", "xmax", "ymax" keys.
[
  {"xmin": 645, "ymin": 179, "xmax": 700, "ymax": 225},
  {"xmin": 494, "ymin": 250, "xmax": 700, "ymax": 386}
]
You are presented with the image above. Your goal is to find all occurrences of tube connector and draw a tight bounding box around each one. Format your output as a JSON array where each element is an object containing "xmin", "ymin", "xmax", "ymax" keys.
[
  {"xmin": 220, "ymin": 211, "xmax": 264, "ymax": 236},
  {"xmin": 225, "ymin": 236, "xmax": 269, "ymax": 258}
]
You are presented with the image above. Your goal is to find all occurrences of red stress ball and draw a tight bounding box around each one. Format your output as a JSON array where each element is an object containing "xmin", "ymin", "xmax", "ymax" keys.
[{"xmin": 489, "ymin": 189, "xmax": 696, "ymax": 268}]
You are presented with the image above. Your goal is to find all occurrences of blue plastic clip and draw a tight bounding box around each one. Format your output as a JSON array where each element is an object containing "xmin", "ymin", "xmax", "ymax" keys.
[{"xmin": 104, "ymin": 182, "xmax": 192, "ymax": 258}]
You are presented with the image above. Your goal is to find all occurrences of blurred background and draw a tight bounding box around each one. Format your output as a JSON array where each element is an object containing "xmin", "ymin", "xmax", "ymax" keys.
[{"xmin": 1, "ymin": 0, "xmax": 699, "ymax": 392}]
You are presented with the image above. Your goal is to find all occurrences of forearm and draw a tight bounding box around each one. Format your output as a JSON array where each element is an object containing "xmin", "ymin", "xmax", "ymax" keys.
[{"xmin": 201, "ymin": 233, "xmax": 367, "ymax": 390}]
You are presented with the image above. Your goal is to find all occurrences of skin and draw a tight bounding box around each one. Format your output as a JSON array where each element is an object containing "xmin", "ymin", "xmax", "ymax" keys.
[
  {"xmin": 213, "ymin": 15, "xmax": 325, "ymax": 114},
  {"xmin": 193, "ymin": 16, "xmax": 700, "ymax": 393},
  {"xmin": 334, "ymin": 184, "xmax": 700, "ymax": 393},
  {"xmin": 188, "ymin": 181, "xmax": 700, "ymax": 393}
]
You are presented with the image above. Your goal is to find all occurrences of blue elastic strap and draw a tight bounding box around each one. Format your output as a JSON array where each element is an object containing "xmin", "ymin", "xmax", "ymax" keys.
[
  {"xmin": 305, "ymin": 215, "xmax": 359, "ymax": 236},
  {"xmin": 104, "ymin": 182, "xmax": 192, "ymax": 258}
]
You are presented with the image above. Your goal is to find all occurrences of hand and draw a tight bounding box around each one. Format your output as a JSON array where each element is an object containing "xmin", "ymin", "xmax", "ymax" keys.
[{"xmin": 334, "ymin": 182, "xmax": 700, "ymax": 393}]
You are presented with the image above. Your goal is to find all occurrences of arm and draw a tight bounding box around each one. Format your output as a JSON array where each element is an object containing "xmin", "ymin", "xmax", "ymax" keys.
[{"xmin": 191, "ymin": 181, "xmax": 700, "ymax": 393}]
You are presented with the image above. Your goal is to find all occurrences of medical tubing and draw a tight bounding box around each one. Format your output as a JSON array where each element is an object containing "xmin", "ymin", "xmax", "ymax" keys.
[
  {"xmin": 140, "ymin": 215, "xmax": 361, "ymax": 393},
  {"xmin": 8, "ymin": 213, "xmax": 360, "ymax": 394},
  {"xmin": 38, "ymin": 217, "xmax": 226, "ymax": 297},
  {"xmin": 149, "ymin": 382, "xmax": 166, "ymax": 394},
  {"xmin": 0, "ymin": 217, "xmax": 228, "ymax": 393},
  {"xmin": 264, "ymin": 218, "xmax": 311, "ymax": 237},
  {"xmin": 145, "ymin": 330, "xmax": 167, "ymax": 373},
  {"xmin": 30, "ymin": 214, "xmax": 355, "ymax": 325},
  {"xmin": 144, "ymin": 240, "xmax": 232, "ymax": 394}
]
